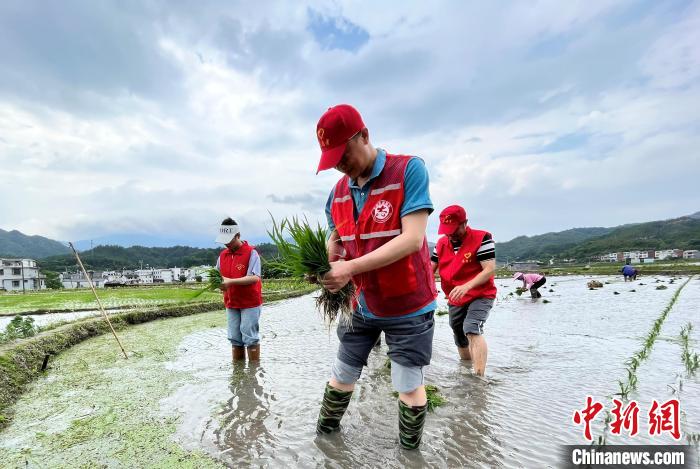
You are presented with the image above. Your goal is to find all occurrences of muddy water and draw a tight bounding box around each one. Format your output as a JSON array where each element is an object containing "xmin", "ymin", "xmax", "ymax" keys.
[{"xmin": 160, "ymin": 275, "xmax": 700, "ymax": 468}]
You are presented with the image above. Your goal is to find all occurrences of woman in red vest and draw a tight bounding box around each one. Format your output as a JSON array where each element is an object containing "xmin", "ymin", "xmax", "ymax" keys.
[
  {"xmin": 432, "ymin": 205, "xmax": 497, "ymax": 376},
  {"xmin": 215, "ymin": 218, "xmax": 263, "ymax": 362},
  {"xmin": 314, "ymin": 104, "xmax": 437, "ymax": 450}
]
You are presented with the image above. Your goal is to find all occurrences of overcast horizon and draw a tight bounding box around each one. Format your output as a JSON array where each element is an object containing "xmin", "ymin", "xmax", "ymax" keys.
[{"xmin": 1, "ymin": 1, "xmax": 699, "ymax": 248}]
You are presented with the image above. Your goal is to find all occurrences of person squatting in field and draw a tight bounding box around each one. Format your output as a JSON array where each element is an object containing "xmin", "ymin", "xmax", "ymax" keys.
[
  {"xmin": 513, "ymin": 271, "xmax": 547, "ymax": 299},
  {"xmin": 621, "ymin": 264, "xmax": 638, "ymax": 281}
]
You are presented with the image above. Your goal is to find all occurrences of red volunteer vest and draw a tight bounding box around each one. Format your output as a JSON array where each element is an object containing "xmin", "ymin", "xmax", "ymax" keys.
[
  {"xmin": 218, "ymin": 242, "xmax": 263, "ymax": 309},
  {"xmin": 330, "ymin": 153, "xmax": 437, "ymax": 317},
  {"xmin": 436, "ymin": 227, "xmax": 497, "ymax": 306}
]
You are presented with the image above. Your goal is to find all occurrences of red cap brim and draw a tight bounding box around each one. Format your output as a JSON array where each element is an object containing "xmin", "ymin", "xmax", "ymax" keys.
[
  {"xmin": 438, "ymin": 223, "xmax": 459, "ymax": 235},
  {"xmin": 316, "ymin": 144, "xmax": 346, "ymax": 174}
]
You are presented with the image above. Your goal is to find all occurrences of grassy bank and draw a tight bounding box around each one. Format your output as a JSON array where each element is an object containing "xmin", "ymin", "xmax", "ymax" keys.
[
  {"xmin": 0, "ymin": 309, "xmax": 230, "ymax": 468},
  {"xmin": 0, "ymin": 278, "xmax": 310, "ymax": 316},
  {"xmin": 0, "ymin": 282, "xmax": 317, "ymax": 432}
]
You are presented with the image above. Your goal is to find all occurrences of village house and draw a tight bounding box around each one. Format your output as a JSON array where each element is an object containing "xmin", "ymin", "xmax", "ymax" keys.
[
  {"xmin": 0, "ymin": 258, "xmax": 46, "ymax": 292},
  {"xmin": 683, "ymin": 250, "xmax": 700, "ymax": 259}
]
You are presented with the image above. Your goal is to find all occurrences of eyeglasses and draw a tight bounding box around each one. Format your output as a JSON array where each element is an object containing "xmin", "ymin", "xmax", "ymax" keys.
[
  {"xmin": 336, "ymin": 130, "xmax": 363, "ymax": 169},
  {"xmin": 347, "ymin": 130, "xmax": 362, "ymax": 142}
]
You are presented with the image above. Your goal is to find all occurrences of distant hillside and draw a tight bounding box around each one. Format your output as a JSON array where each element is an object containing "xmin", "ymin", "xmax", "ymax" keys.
[
  {"xmin": 0, "ymin": 229, "xmax": 70, "ymax": 259},
  {"xmin": 497, "ymin": 227, "xmax": 613, "ymax": 261},
  {"xmin": 39, "ymin": 243, "xmax": 280, "ymax": 271},
  {"xmin": 498, "ymin": 214, "xmax": 700, "ymax": 261},
  {"xmin": 561, "ymin": 216, "xmax": 700, "ymax": 259}
]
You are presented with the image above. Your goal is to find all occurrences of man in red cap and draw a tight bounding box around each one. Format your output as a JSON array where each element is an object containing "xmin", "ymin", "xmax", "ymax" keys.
[
  {"xmin": 431, "ymin": 205, "xmax": 496, "ymax": 376},
  {"xmin": 314, "ymin": 104, "xmax": 438, "ymax": 450}
]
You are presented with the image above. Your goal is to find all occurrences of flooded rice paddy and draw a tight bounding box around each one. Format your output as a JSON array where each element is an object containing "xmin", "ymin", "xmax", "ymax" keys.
[
  {"xmin": 0, "ymin": 307, "xmax": 137, "ymax": 330},
  {"xmin": 0, "ymin": 275, "xmax": 698, "ymax": 468}
]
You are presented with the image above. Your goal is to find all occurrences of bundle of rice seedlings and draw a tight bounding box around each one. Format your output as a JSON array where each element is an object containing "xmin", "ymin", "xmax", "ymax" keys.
[
  {"xmin": 267, "ymin": 215, "xmax": 354, "ymax": 325},
  {"xmin": 515, "ymin": 287, "xmax": 527, "ymax": 296},
  {"xmin": 190, "ymin": 268, "xmax": 223, "ymax": 300}
]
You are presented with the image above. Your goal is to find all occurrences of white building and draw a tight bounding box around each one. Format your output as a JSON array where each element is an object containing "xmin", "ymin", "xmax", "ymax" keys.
[
  {"xmin": 656, "ymin": 249, "xmax": 678, "ymax": 260},
  {"xmin": 599, "ymin": 253, "xmax": 619, "ymax": 262},
  {"xmin": 0, "ymin": 259, "xmax": 46, "ymax": 291},
  {"xmin": 60, "ymin": 271, "xmax": 106, "ymax": 289},
  {"xmin": 684, "ymin": 250, "xmax": 700, "ymax": 259}
]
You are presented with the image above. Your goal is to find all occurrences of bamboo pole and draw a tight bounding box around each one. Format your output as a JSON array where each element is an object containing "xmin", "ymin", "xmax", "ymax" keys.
[{"xmin": 68, "ymin": 242, "xmax": 128, "ymax": 359}]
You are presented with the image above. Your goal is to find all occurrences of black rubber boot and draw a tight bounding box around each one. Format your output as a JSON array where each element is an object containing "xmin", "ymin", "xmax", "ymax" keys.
[
  {"xmin": 316, "ymin": 383, "xmax": 353, "ymax": 434},
  {"xmin": 398, "ymin": 399, "xmax": 428, "ymax": 450}
]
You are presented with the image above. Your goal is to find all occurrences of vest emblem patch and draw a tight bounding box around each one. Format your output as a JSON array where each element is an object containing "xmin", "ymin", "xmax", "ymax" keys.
[{"xmin": 372, "ymin": 200, "xmax": 393, "ymax": 223}]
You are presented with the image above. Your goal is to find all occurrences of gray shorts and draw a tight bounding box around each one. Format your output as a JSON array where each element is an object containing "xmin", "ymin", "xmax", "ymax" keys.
[
  {"xmin": 448, "ymin": 298, "xmax": 494, "ymax": 348},
  {"xmin": 331, "ymin": 310, "xmax": 435, "ymax": 393}
]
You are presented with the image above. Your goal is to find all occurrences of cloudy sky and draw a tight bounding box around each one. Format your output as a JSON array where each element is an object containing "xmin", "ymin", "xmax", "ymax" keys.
[{"xmin": 1, "ymin": 0, "xmax": 699, "ymax": 248}]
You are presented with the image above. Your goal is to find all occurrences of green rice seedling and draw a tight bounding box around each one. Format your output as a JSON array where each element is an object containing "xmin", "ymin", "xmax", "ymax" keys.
[
  {"xmin": 392, "ymin": 384, "xmax": 446, "ymax": 412},
  {"xmin": 656, "ymin": 285, "xmax": 668, "ymax": 290},
  {"xmin": 615, "ymin": 380, "xmax": 630, "ymax": 399},
  {"xmin": 436, "ymin": 309, "xmax": 449, "ymax": 316},
  {"xmin": 189, "ymin": 268, "xmax": 222, "ymax": 300},
  {"xmin": 626, "ymin": 356, "xmax": 640, "ymax": 372},
  {"xmin": 627, "ymin": 369, "xmax": 638, "ymax": 390},
  {"xmin": 384, "ymin": 357, "xmax": 392, "ymax": 369},
  {"xmin": 268, "ymin": 215, "xmax": 354, "ymax": 325},
  {"xmin": 514, "ymin": 287, "xmax": 527, "ymax": 296},
  {"xmin": 425, "ymin": 384, "xmax": 447, "ymax": 412},
  {"xmin": 542, "ymin": 299, "xmax": 551, "ymax": 304},
  {"xmin": 679, "ymin": 323, "xmax": 699, "ymax": 375}
]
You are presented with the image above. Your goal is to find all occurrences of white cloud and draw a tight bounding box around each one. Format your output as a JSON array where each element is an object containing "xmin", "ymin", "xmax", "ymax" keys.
[{"xmin": 0, "ymin": 0, "xmax": 698, "ymax": 248}]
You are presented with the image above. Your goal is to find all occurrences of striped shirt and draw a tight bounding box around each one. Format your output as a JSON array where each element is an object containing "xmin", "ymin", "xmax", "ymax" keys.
[{"xmin": 431, "ymin": 233, "xmax": 495, "ymax": 263}]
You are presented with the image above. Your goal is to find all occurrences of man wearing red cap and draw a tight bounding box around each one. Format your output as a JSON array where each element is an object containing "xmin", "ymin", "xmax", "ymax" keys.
[
  {"xmin": 314, "ymin": 104, "xmax": 437, "ymax": 450},
  {"xmin": 431, "ymin": 205, "xmax": 496, "ymax": 376}
]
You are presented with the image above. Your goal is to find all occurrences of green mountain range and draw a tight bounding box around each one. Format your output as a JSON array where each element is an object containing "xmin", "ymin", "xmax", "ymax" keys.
[
  {"xmin": 497, "ymin": 212, "xmax": 700, "ymax": 261},
  {"xmin": 38, "ymin": 243, "xmax": 280, "ymax": 272},
  {"xmin": 2, "ymin": 212, "xmax": 699, "ymax": 268},
  {"xmin": 0, "ymin": 229, "xmax": 70, "ymax": 259}
]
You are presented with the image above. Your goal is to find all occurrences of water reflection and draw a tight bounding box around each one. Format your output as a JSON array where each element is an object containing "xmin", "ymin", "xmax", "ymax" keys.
[{"xmin": 215, "ymin": 364, "xmax": 274, "ymax": 466}]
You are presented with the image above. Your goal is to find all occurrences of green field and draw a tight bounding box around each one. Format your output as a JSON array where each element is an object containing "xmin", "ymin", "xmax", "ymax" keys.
[{"xmin": 0, "ymin": 278, "xmax": 312, "ymax": 316}]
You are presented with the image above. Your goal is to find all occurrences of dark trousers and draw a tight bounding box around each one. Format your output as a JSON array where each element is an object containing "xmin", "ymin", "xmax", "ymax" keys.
[{"xmin": 530, "ymin": 277, "xmax": 546, "ymax": 298}]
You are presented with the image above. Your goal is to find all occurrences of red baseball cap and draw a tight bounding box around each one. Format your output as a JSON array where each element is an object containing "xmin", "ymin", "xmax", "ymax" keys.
[
  {"xmin": 315, "ymin": 104, "xmax": 365, "ymax": 173},
  {"xmin": 438, "ymin": 205, "xmax": 467, "ymax": 235}
]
